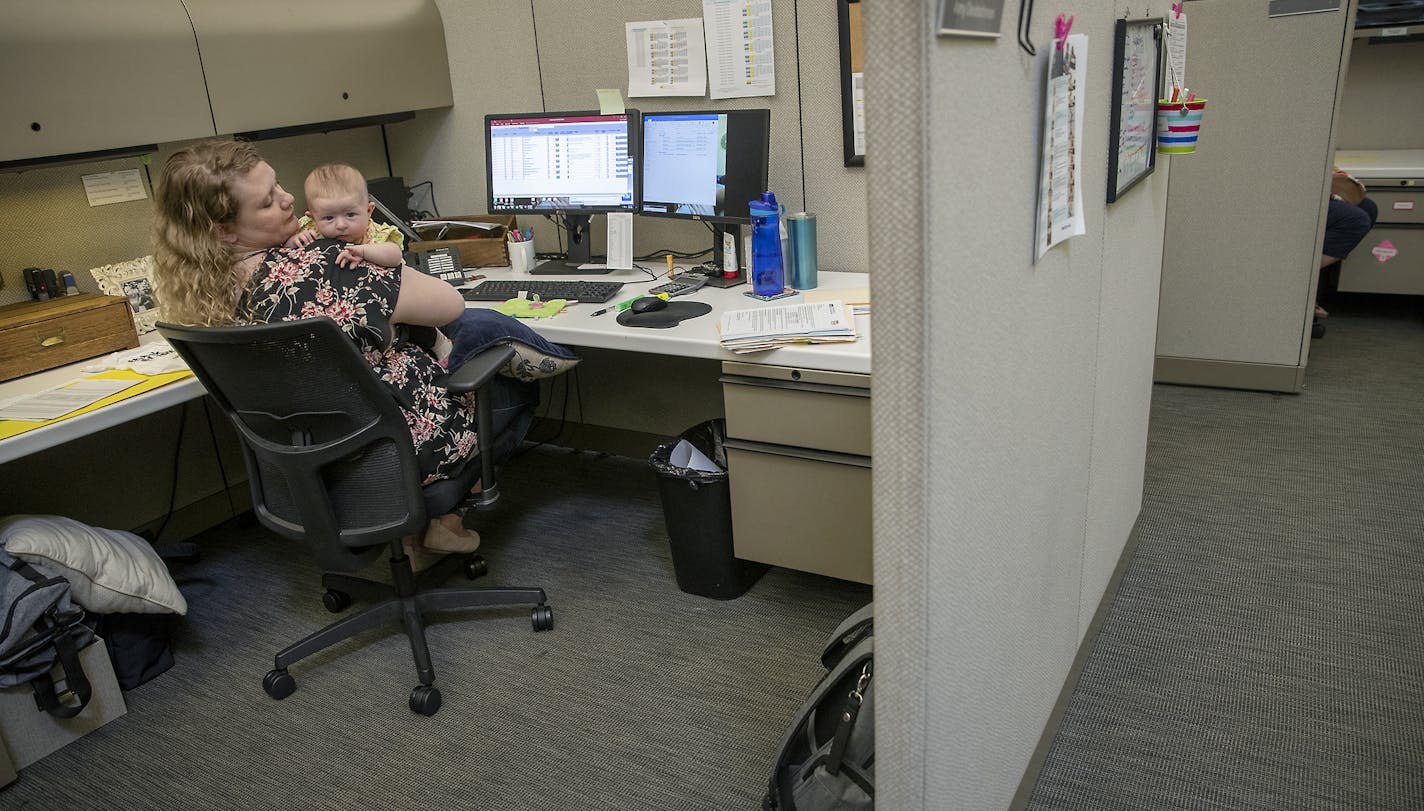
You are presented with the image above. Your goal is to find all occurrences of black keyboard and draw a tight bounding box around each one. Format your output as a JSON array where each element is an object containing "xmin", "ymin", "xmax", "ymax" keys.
[{"xmin": 461, "ymin": 279, "xmax": 625, "ymax": 303}]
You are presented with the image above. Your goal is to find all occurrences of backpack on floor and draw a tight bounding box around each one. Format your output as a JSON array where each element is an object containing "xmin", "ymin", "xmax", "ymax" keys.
[
  {"xmin": 764, "ymin": 603, "xmax": 874, "ymax": 811},
  {"xmin": 0, "ymin": 549, "xmax": 97, "ymax": 718}
]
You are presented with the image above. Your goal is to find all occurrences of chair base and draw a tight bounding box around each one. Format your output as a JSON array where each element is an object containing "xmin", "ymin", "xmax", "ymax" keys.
[{"xmin": 265, "ymin": 540, "xmax": 549, "ymax": 715}]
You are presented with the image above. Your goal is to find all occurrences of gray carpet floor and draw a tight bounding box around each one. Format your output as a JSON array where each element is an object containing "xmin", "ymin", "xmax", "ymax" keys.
[
  {"xmin": 9, "ymin": 301, "xmax": 1421, "ymax": 810},
  {"xmin": 4, "ymin": 445, "xmax": 869, "ymax": 809},
  {"xmin": 1027, "ymin": 299, "xmax": 1424, "ymax": 809}
]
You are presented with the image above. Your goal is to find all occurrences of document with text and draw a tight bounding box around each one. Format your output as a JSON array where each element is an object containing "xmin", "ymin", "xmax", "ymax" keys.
[
  {"xmin": 703, "ymin": 0, "xmax": 776, "ymax": 99},
  {"xmin": 718, "ymin": 301, "xmax": 857, "ymax": 353}
]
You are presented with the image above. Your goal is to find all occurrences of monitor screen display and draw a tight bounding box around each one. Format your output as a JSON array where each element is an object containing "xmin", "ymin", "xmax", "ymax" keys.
[
  {"xmin": 640, "ymin": 109, "xmax": 770, "ymax": 225},
  {"xmin": 486, "ymin": 111, "xmax": 638, "ymax": 214}
]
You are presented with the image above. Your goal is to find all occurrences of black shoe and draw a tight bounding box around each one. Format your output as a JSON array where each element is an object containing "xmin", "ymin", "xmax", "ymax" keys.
[{"xmin": 1312, "ymin": 318, "xmax": 1326, "ymax": 339}]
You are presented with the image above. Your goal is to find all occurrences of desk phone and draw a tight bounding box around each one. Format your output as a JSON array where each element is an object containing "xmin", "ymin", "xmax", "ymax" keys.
[{"xmin": 417, "ymin": 247, "xmax": 464, "ymax": 283}]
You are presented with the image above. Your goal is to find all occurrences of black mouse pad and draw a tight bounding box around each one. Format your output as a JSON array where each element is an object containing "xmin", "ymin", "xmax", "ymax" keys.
[{"xmin": 616, "ymin": 301, "xmax": 713, "ymax": 329}]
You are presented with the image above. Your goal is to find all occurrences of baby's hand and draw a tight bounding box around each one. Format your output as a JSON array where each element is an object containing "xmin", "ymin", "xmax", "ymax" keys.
[
  {"xmin": 285, "ymin": 228, "xmax": 320, "ymax": 249},
  {"xmin": 335, "ymin": 245, "xmax": 367, "ymax": 269}
]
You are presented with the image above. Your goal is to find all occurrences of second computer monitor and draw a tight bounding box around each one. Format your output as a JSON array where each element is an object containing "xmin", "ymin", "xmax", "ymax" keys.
[{"xmin": 640, "ymin": 108, "xmax": 771, "ymax": 226}]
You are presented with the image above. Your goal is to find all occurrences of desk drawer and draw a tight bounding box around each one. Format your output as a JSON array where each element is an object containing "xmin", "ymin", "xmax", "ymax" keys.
[
  {"xmin": 1369, "ymin": 188, "xmax": 1424, "ymax": 225},
  {"xmin": 1339, "ymin": 226, "xmax": 1424, "ymax": 294},
  {"xmin": 721, "ymin": 363, "xmax": 871, "ymax": 457},
  {"xmin": 0, "ymin": 295, "xmax": 139, "ymax": 382},
  {"xmin": 726, "ymin": 441, "xmax": 871, "ymax": 584}
]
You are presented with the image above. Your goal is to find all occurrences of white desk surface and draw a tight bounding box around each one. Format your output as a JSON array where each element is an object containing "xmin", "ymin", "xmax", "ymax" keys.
[
  {"xmin": 1334, "ymin": 149, "xmax": 1424, "ymax": 180},
  {"xmin": 459, "ymin": 268, "xmax": 872, "ymax": 376},
  {"xmin": 0, "ymin": 333, "xmax": 205, "ymax": 465},
  {"xmin": 0, "ymin": 270, "xmax": 872, "ymax": 464}
]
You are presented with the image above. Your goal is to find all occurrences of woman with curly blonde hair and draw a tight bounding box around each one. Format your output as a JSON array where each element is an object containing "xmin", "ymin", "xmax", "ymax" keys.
[{"xmin": 151, "ymin": 139, "xmax": 482, "ymax": 555}]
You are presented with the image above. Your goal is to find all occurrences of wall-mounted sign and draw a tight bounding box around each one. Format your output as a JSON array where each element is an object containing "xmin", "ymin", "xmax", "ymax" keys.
[{"xmin": 937, "ymin": 0, "xmax": 1005, "ymax": 38}]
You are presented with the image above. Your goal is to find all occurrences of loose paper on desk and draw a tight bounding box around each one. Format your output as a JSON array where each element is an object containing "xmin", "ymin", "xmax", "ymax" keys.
[
  {"xmin": 626, "ymin": 18, "xmax": 707, "ymax": 97},
  {"xmin": 606, "ymin": 212, "xmax": 634, "ymax": 269},
  {"xmin": 94, "ymin": 344, "xmax": 189, "ymax": 375},
  {"xmin": 0, "ymin": 379, "xmax": 141, "ymax": 422},
  {"xmin": 1034, "ymin": 33, "xmax": 1088, "ymax": 262},
  {"xmin": 703, "ymin": 0, "xmax": 776, "ymax": 99},
  {"xmin": 670, "ymin": 439, "xmax": 723, "ymax": 472},
  {"xmin": 411, "ymin": 219, "xmax": 500, "ymax": 231},
  {"xmin": 718, "ymin": 301, "xmax": 857, "ymax": 353}
]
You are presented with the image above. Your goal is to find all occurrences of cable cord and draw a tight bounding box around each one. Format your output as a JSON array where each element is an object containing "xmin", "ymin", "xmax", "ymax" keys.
[
  {"xmin": 200, "ymin": 398, "xmax": 239, "ymax": 521},
  {"xmin": 520, "ymin": 365, "xmax": 583, "ymax": 454},
  {"xmin": 407, "ymin": 180, "xmax": 439, "ymax": 218},
  {"xmin": 151, "ymin": 401, "xmax": 190, "ymax": 543}
]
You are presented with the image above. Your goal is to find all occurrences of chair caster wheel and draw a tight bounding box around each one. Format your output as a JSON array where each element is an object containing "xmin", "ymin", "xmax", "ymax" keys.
[
  {"xmin": 263, "ymin": 669, "xmax": 296, "ymax": 700},
  {"xmin": 463, "ymin": 555, "xmax": 488, "ymax": 579},
  {"xmin": 410, "ymin": 685, "xmax": 442, "ymax": 716},
  {"xmin": 532, "ymin": 604, "xmax": 554, "ymax": 632},
  {"xmin": 322, "ymin": 589, "xmax": 352, "ymax": 613}
]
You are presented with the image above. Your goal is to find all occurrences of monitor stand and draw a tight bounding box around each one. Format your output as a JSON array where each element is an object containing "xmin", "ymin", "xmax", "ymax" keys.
[
  {"xmin": 529, "ymin": 214, "xmax": 612, "ymax": 275},
  {"xmin": 698, "ymin": 223, "xmax": 746, "ymax": 288}
]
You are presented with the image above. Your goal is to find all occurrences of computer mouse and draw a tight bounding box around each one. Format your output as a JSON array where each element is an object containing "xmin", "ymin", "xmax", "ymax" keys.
[{"xmin": 631, "ymin": 296, "xmax": 669, "ymax": 314}]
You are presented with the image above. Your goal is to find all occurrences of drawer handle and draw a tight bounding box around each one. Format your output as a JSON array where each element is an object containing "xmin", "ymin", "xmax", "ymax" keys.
[{"xmin": 40, "ymin": 335, "xmax": 65, "ymax": 347}]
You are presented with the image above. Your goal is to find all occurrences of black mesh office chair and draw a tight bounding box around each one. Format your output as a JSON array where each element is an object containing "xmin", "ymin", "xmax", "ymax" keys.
[{"xmin": 158, "ymin": 318, "xmax": 552, "ymax": 716}]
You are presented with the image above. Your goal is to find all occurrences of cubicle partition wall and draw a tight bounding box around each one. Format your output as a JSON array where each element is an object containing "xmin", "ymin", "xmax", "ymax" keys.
[{"xmin": 1155, "ymin": 3, "xmax": 1357, "ymax": 392}]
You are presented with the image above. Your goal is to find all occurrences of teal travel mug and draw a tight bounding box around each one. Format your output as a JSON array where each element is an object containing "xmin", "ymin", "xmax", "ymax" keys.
[{"xmin": 785, "ymin": 212, "xmax": 818, "ymax": 290}]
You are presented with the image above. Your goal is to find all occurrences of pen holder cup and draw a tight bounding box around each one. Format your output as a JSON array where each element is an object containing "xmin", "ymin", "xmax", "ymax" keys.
[
  {"xmin": 508, "ymin": 239, "xmax": 537, "ymax": 274},
  {"xmin": 1157, "ymin": 99, "xmax": 1206, "ymax": 154}
]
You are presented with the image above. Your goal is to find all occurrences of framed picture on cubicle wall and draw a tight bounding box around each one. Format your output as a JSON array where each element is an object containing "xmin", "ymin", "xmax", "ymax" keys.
[
  {"xmin": 838, "ymin": 0, "xmax": 865, "ymax": 167},
  {"xmin": 91, "ymin": 255, "xmax": 161, "ymax": 334},
  {"xmin": 1106, "ymin": 17, "xmax": 1164, "ymax": 203}
]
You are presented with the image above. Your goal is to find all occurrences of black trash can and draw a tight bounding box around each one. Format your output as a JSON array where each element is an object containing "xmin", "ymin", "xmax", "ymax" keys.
[{"xmin": 650, "ymin": 419, "xmax": 768, "ymax": 599}]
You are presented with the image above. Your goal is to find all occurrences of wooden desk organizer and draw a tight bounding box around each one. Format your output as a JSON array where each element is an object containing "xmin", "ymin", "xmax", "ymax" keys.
[
  {"xmin": 409, "ymin": 214, "xmax": 518, "ymax": 269},
  {"xmin": 0, "ymin": 294, "xmax": 140, "ymax": 382}
]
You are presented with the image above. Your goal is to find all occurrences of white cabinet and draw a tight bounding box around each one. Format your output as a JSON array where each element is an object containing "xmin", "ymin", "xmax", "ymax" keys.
[
  {"xmin": 0, "ymin": 0, "xmax": 214, "ymax": 163},
  {"xmin": 185, "ymin": 0, "xmax": 452, "ymax": 135},
  {"xmin": 0, "ymin": 0, "xmax": 452, "ymax": 164}
]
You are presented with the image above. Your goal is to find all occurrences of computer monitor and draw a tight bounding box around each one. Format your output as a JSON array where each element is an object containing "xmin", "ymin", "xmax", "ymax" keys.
[
  {"xmin": 485, "ymin": 110, "xmax": 640, "ymax": 274},
  {"xmin": 639, "ymin": 108, "xmax": 771, "ymax": 273}
]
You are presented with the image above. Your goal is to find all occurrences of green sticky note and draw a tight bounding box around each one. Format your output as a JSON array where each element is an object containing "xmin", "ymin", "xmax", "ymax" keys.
[{"xmin": 597, "ymin": 89, "xmax": 625, "ymax": 115}]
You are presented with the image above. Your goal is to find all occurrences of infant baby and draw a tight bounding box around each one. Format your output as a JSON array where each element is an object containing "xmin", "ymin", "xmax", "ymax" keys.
[{"xmin": 287, "ymin": 163, "xmax": 452, "ymax": 360}]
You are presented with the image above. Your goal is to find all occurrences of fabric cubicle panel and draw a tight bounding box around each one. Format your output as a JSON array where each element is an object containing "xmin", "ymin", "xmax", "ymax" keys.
[{"xmin": 870, "ymin": 0, "xmax": 1172, "ymax": 807}]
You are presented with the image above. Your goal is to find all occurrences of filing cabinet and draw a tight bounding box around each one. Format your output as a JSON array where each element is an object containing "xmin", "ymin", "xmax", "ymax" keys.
[
  {"xmin": 721, "ymin": 361, "xmax": 872, "ymax": 584},
  {"xmin": 1338, "ymin": 185, "xmax": 1424, "ymax": 294}
]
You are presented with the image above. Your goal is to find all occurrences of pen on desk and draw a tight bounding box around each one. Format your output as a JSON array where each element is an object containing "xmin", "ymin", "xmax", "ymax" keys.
[{"xmin": 590, "ymin": 306, "xmax": 611, "ymax": 316}]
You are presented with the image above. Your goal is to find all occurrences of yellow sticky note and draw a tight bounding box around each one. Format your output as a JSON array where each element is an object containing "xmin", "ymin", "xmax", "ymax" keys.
[{"xmin": 597, "ymin": 89, "xmax": 625, "ymax": 115}]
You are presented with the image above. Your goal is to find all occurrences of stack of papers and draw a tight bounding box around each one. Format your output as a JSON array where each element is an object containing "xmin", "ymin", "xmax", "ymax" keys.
[{"xmin": 718, "ymin": 301, "xmax": 859, "ymax": 354}]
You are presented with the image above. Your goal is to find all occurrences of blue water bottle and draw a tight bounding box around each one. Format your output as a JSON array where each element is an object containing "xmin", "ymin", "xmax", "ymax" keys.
[{"xmin": 748, "ymin": 191, "xmax": 784, "ymax": 297}]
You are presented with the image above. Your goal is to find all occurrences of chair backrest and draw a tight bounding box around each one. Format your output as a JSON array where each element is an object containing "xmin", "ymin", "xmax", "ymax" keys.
[{"xmin": 159, "ymin": 318, "xmax": 427, "ymax": 571}]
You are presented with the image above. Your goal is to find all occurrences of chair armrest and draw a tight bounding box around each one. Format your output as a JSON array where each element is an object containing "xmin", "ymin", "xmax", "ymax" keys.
[{"xmin": 443, "ymin": 345, "xmax": 516, "ymax": 395}]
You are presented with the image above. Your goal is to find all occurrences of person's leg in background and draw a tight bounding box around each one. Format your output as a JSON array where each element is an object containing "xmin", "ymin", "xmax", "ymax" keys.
[{"xmin": 1317, "ymin": 198, "xmax": 1375, "ymax": 319}]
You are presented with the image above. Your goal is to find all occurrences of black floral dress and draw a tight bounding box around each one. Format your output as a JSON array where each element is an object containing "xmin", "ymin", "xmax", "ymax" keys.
[{"xmin": 236, "ymin": 242, "xmax": 479, "ymax": 485}]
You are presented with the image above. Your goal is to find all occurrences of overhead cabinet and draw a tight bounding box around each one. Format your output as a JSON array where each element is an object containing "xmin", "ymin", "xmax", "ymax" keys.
[
  {"xmin": 184, "ymin": 0, "xmax": 453, "ymax": 135},
  {"xmin": 0, "ymin": 0, "xmax": 452, "ymax": 165},
  {"xmin": 0, "ymin": 0, "xmax": 214, "ymax": 163}
]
